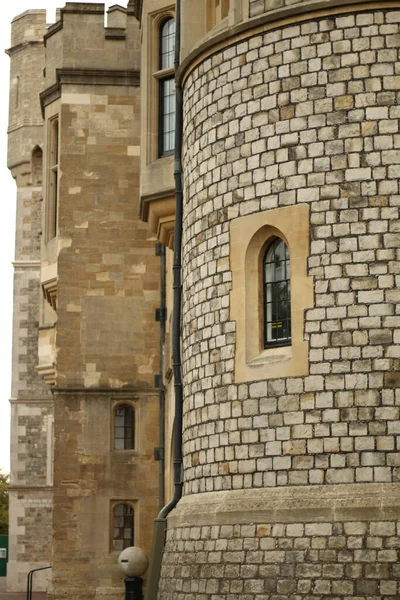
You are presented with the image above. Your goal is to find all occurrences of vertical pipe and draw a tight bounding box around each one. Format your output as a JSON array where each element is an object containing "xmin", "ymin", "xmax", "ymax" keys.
[{"xmin": 158, "ymin": 244, "xmax": 166, "ymax": 511}]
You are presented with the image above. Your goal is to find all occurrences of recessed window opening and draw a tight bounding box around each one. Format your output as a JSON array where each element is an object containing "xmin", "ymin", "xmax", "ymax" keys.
[
  {"xmin": 114, "ymin": 404, "xmax": 135, "ymax": 450},
  {"xmin": 263, "ymin": 238, "xmax": 291, "ymax": 348},
  {"xmin": 112, "ymin": 504, "xmax": 134, "ymax": 551},
  {"xmin": 32, "ymin": 146, "xmax": 43, "ymax": 186},
  {"xmin": 47, "ymin": 117, "xmax": 59, "ymax": 240}
]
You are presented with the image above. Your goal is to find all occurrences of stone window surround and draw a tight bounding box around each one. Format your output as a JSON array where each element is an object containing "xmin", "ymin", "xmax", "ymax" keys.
[
  {"xmin": 230, "ymin": 204, "xmax": 313, "ymax": 383},
  {"xmin": 111, "ymin": 400, "xmax": 138, "ymax": 453},
  {"xmin": 147, "ymin": 5, "xmax": 175, "ymax": 164}
]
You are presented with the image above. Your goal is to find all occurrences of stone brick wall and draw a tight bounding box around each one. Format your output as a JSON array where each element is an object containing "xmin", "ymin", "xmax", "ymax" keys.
[
  {"xmin": 158, "ymin": 5, "xmax": 400, "ymax": 599},
  {"xmin": 181, "ymin": 8, "xmax": 400, "ymax": 494},
  {"xmin": 161, "ymin": 518, "xmax": 400, "ymax": 598},
  {"xmin": 249, "ymin": 0, "xmax": 326, "ymax": 18}
]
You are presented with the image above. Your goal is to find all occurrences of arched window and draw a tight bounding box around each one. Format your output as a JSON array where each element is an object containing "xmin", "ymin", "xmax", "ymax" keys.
[
  {"xmin": 263, "ymin": 238, "xmax": 291, "ymax": 347},
  {"xmin": 112, "ymin": 504, "xmax": 134, "ymax": 551},
  {"xmin": 32, "ymin": 146, "xmax": 43, "ymax": 186},
  {"xmin": 158, "ymin": 18, "xmax": 175, "ymax": 156},
  {"xmin": 114, "ymin": 404, "xmax": 135, "ymax": 450}
]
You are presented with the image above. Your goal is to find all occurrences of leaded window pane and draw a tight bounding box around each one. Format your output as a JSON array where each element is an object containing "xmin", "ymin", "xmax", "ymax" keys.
[
  {"xmin": 160, "ymin": 78, "xmax": 175, "ymax": 155},
  {"xmin": 114, "ymin": 405, "xmax": 135, "ymax": 450},
  {"xmin": 263, "ymin": 238, "xmax": 291, "ymax": 347},
  {"xmin": 113, "ymin": 504, "xmax": 134, "ymax": 551},
  {"xmin": 160, "ymin": 18, "xmax": 175, "ymax": 70}
]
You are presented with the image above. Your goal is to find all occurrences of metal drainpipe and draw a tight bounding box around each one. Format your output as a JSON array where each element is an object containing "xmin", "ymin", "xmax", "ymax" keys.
[
  {"xmin": 158, "ymin": 243, "xmax": 166, "ymax": 512},
  {"xmin": 143, "ymin": 2, "xmax": 183, "ymax": 597}
]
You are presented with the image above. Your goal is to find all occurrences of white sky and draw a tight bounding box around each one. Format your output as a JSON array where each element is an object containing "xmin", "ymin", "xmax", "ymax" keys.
[{"xmin": 0, "ymin": 1, "xmax": 123, "ymax": 474}]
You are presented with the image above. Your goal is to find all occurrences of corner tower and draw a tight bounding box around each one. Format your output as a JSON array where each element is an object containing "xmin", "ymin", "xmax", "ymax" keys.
[
  {"xmin": 6, "ymin": 10, "xmax": 53, "ymax": 592},
  {"xmin": 157, "ymin": 0, "xmax": 400, "ymax": 597}
]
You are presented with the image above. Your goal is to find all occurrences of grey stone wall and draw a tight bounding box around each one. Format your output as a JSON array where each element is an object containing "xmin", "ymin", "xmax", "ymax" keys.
[
  {"xmin": 181, "ymin": 8, "xmax": 400, "ymax": 494},
  {"xmin": 161, "ymin": 519, "xmax": 400, "ymax": 598},
  {"xmin": 158, "ymin": 6, "xmax": 400, "ymax": 599},
  {"xmin": 7, "ymin": 10, "xmax": 53, "ymax": 591}
]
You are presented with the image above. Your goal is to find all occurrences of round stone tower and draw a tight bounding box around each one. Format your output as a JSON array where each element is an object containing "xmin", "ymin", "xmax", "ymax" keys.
[{"xmin": 158, "ymin": 0, "xmax": 400, "ymax": 598}]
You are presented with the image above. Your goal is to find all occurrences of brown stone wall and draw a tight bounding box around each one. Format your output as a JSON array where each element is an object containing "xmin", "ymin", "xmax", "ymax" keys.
[
  {"xmin": 55, "ymin": 85, "xmax": 159, "ymax": 389},
  {"xmin": 46, "ymin": 20, "xmax": 161, "ymax": 596},
  {"xmin": 51, "ymin": 391, "xmax": 158, "ymax": 600}
]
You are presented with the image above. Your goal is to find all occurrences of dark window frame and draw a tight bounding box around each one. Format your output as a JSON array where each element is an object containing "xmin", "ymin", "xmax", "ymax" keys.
[{"xmin": 263, "ymin": 237, "xmax": 291, "ymax": 348}]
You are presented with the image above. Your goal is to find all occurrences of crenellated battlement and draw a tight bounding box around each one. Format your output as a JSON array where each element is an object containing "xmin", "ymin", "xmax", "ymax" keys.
[
  {"xmin": 9, "ymin": 9, "xmax": 48, "ymax": 47},
  {"xmin": 43, "ymin": 2, "xmax": 140, "ymax": 89}
]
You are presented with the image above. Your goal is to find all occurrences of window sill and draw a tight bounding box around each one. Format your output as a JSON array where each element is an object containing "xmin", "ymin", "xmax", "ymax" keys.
[{"xmin": 248, "ymin": 345, "xmax": 292, "ymax": 367}]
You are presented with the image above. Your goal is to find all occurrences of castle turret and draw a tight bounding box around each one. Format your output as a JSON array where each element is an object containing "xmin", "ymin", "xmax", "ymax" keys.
[{"xmin": 6, "ymin": 9, "xmax": 53, "ymax": 592}]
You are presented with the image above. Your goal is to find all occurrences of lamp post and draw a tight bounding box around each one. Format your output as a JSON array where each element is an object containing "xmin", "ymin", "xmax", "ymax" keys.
[{"xmin": 118, "ymin": 546, "xmax": 149, "ymax": 600}]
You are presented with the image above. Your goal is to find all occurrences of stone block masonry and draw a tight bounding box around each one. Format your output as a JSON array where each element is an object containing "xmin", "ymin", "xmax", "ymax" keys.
[
  {"xmin": 158, "ymin": 4, "xmax": 400, "ymax": 599},
  {"xmin": 181, "ymin": 7, "xmax": 400, "ymax": 494},
  {"xmin": 162, "ymin": 518, "xmax": 400, "ymax": 598}
]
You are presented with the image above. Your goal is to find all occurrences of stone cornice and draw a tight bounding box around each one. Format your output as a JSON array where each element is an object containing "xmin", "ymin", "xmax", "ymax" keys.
[
  {"xmin": 12, "ymin": 260, "xmax": 41, "ymax": 269},
  {"xmin": 8, "ymin": 485, "xmax": 53, "ymax": 491},
  {"xmin": 52, "ymin": 387, "xmax": 158, "ymax": 396},
  {"xmin": 40, "ymin": 68, "xmax": 140, "ymax": 114},
  {"xmin": 169, "ymin": 484, "xmax": 400, "ymax": 527},
  {"xmin": 9, "ymin": 398, "xmax": 53, "ymax": 404},
  {"xmin": 140, "ymin": 188, "xmax": 175, "ymax": 222},
  {"xmin": 8, "ymin": 120, "xmax": 44, "ymax": 134},
  {"xmin": 5, "ymin": 40, "xmax": 44, "ymax": 57},
  {"xmin": 177, "ymin": 0, "xmax": 400, "ymax": 85}
]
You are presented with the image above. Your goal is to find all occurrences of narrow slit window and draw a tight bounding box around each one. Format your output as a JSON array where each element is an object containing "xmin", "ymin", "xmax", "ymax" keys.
[
  {"xmin": 114, "ymin": 404, "xmax": 135, "ymax": 450},
  {"xmin": 158, "ymin": 18, "xmax": 175, "ymax": 156},
  {"xmin": 112, "ymin": 504, "xmax": 134, "ymax": 551},
  {"xmin": 263, "ymin": 238, "xmax": 291, "ymax": 347},
  {"xmin": 48, "ymin": 118, "xmax": 59, "ymax": 240}
]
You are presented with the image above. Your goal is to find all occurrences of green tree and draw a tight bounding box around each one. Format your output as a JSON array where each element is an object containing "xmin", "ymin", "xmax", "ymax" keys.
[{"xmin": 0, "ymin": 472, "xmax": 9, "ymax": 535}]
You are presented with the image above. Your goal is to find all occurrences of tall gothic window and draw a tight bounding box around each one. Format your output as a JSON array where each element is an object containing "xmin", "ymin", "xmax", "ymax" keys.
[
  {"xmin": 263, "ymin": 238, "xmax": 291, "ymax": 347},
  {"xmin": 47, "ymin": 117, "xmax": 59, "ymax": 240},
  {"xmin": 112, "ymin": 504, "xmax": 134, "ymax": 551},
  {"xmin": 114, "ymin": 404, "xmax": 135, "ymax": 450},
  {"xmin": 158, "ymin": 18, "xmax": 175, "ymax": 156}
]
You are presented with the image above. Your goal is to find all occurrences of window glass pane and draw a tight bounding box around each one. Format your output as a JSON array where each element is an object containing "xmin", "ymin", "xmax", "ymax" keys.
[
  {"xmin": 160, "ymin": 78, "xmax": 175, "ymax": 155},
  {"xmin": 160, "ymin": 19, "xmax": 175, "ymax": 69},
  {"xmin": 263, "ymin": 238, "xmax": 291, "ymax": 347},
  {"xmin": 114, "ymin": 405, "xmax": 135, "ymax": 450},
  {"xmin": 113, "ymin": 504, "xmax": 134, "ymax": 551},
  {"xmin": 114, "ymin": 539, "xmax": 123, "ymax": 551}
]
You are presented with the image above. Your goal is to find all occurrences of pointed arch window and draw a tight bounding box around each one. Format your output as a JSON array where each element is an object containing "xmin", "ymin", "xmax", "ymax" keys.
[
  {"xmin": 263, "ymin": 238, "xmax": 291, "ymax": 347},
  {"xmin": 158, "ymin": 18, "xmax": 175, "ymax": 156},
  {"xmin": 114, "ymin": 404, "xmax": 135, "ymax": 450},
  {"xmin": 112, "ymin": 504, "xmax": 134, "ymax": 551}
]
